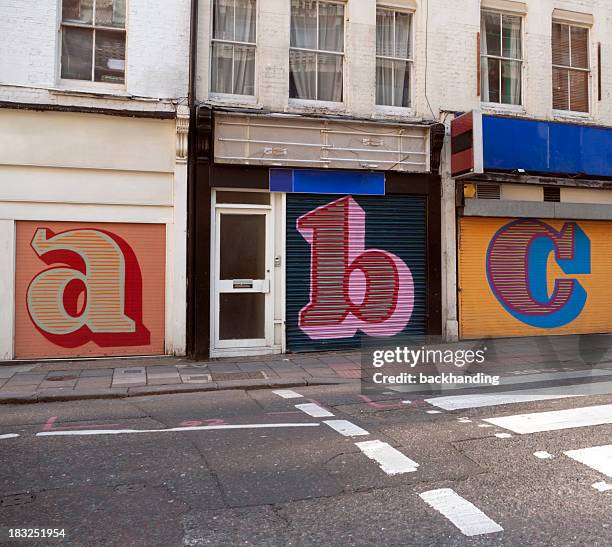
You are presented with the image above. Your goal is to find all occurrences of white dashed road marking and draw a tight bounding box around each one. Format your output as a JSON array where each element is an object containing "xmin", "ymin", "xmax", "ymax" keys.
[
  {"xmin": 425, "ymin": 381, "xmax": 612, "ymax": 411},
  {"xmin": 355, "ymin": 440, "xmax": 419, "ymax": 475},
  {"xmin": 36, "ymin": 423, "xmax": 320, "ymax": 437},
  {"xmin": 272, "ymin": 389, "xmax": 303, "ymax": 399},
  {"xmin": 0, "ymin": 434, "xmax": 19, "ymax": 440},
  {"xmin": 419, "ymin": 488, "xmax": 504, "ymax": 537},
  {"xmin": 484, "ymin": 404, "xmax": 612, "ymax": 434},
  {"xmin": 534, "ymin": 451, "xmax": 553, "ymax": 459},
  {"xmin": 295, "ymin": 403, "xmax": 334, "ymax": 418},
  {"xmin": 324, "ymin": 420, "xmax": 369, "ymax": 437},
  {"xmin": 564, "ymin": 444, "xmax": 612, "ymax": 477},
  {"xmin": 592, "ymin": 481, "xmax": 612, "ymax": 492}
]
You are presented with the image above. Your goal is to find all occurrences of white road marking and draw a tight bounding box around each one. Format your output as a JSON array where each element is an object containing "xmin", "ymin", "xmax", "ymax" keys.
[
  {"xmin": 401, "ymin": 400, "xmax": 411, "ymax": 404},
  {"xmin": 592, "ymin": 481, "xmax": 612, "ymax": 492},
  {"xmin": 484, "ymin": 404, "xmax": 612, "ymax": 434},
  {"xmin": 426, "ymin": 410, "xmax": 442, "ymax": 414},
  {"xmin": 534, "ymin": 451, "xmax": 553, "ymax": 459},
  {"xmin": 355, "ymin": 440, "xmax": 419, "ymax": 475},
  {"xmin": 295, "ymin": 403, "xmax": 334, "ymax": 417},
  {"xmin": 388, "ymin": 368, "xmax": 612, "ymax": 394},
  {"xmin": 36, "ymin": 423, "xmax": 320, "ymax": 437},
  {"xmin": 272, "ymin": 389, "xmax": 303, "ymax": 399},
  {"xmin": 324, "ymin": 420, "xmax": 369, "ymax": 437},
  {"xmin": 419, "ymin": 488, "xmax": 503, "ymax": 536},
  {"xmin": 0, "ymin": 434, "xmax": 19, "ymax": 440},
  {"xmin": 495, "ymin": 433, "xmax": 512, "ymax": 439},
  {"xmin": 425, "ymin": 380, "xmax": 612, "ymax": 411},
  {"xmin": 478, "ymin": 424, "xmax": 494, "ymax": 428},
  {"xmin": 564, "ymin": 444, "xmax": 612, "ymax": 477}
]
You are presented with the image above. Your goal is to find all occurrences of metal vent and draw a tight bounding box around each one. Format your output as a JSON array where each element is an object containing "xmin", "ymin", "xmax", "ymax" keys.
[
  {"xmin": 543, "ymin": 186, "xmax": 561, "ymax": 202},
  {"xmin": 476, "ymin": 184, "xmax": 501, "ymax": 200}
]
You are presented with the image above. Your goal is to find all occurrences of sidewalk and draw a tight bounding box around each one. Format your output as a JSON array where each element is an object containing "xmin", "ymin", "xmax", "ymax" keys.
[
  {"xmin": 0, "ymin": 352, "xmax": 361, "ymax": 404},
  {"xmin": 2, "ymin": 334, "xmax": 610, "ymax": 404}
]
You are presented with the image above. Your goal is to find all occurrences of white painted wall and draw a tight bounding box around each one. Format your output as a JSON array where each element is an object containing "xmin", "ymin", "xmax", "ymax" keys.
[
  {"xmin": 196, "ymin": 0, "xmax": 612, "ymax": 124},
  {"xmin": 0, "ymin": 0, "xmax": 190, "ymax": 111}
]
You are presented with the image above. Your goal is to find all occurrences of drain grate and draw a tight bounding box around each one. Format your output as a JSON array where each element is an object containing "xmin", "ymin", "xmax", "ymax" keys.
[
  {"xmin": 211, "ymin": 371, "xmax": 268, "ymax": 382},
  {"xmin": 0, "ymin": 493, "xmax": 35, "ymax": 507}
]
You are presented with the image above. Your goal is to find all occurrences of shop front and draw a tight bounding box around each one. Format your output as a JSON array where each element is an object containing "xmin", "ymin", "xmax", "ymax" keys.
[
  {"xmin": 0, "ymin": 107, "xmax": 188, "ymax": 360},
  {"xmin": 192, "ymin": 111, "xmax": 442, "ymax": 358},
  {"xmin": 452, "ymin": 112, "xmax": 612, "ymax": 340}
]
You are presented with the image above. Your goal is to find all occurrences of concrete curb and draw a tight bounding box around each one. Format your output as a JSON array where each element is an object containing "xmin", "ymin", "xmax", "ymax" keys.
[{"xmin": 0, "ymin": 377, "xmax": 358, "ymax": 405}]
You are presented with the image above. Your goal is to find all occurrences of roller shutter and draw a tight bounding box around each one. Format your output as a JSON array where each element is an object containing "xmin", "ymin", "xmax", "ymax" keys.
[
  {"xmin": 14, "ymin": 220, "xmax": 166, "ymax": 359},
  {"xmin": 286, "ymin": 194, "xmax": 427, "ymax": 352},
  {"xmin": 459, "ymin": 216, "xmax": 612, "ymax": 338}
]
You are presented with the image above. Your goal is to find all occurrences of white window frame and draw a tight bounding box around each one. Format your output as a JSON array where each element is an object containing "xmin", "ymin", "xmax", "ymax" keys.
[
  {"xmin": 210, "ymin": 0, "xmax": 258, "ymax": 98},
  {"xmin": 289, "ymin": 0, "xmax": 346, "ymax": 104},
  {"xmin": 375, "ymin": 6, "xmax": 414, "ymax": 110},
  {"xmin": 58, "ymin": 0, "xmax": 127, "ymax": 89},
  {"xmin": 480, "ymin": 9, "xmax": 524, "ymax": 107},
  {"xmin": 551, "ymin": 21, "xmax": 591, "ymax": 117}
]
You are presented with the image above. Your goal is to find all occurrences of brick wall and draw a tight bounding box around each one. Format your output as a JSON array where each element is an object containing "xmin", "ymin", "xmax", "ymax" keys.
[
  {"xmin": 197, "ymin": 0, "xmax": 612, "ymax": 125},
  {"xmin": 0, "ymin": 0, "xmax": 190, "ymax": 108}
]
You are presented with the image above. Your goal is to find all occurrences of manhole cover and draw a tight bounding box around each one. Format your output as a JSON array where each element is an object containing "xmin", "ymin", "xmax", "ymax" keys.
[
  {"xmin": 0, "ymin": 493, "xmax": 35, "ymax": 507},
  {"xmin": 211, "ymin": 371, "xmax": 268, "ymax": 382},
  {"xmin": 46, "ymin": 375, "xmax": 78, "ymax": 382}
]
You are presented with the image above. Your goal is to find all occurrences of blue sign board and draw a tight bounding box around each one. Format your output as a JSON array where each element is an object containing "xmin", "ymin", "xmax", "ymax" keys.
[
  {"xmin": 482, "ymin": 116, "xmax": 612, "ymax": 178},
  {"xmin": 270, "ymin": 169, "xmax": 385, "ymax": 195}
]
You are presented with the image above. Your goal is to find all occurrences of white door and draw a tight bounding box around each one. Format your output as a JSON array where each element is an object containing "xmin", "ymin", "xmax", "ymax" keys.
[{"xmin": 213, "ymin": 208, "xmax": 272, "ymax": 351}]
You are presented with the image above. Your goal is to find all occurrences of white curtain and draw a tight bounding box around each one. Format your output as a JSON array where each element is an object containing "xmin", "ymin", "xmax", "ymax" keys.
[
  {"xmin": 481, "ymin": 12, "xmax": 521, "ymax": 104},
  {"xmin": 480, "ymin": 13, "xmax": 494, "ymax": 102},
  {"xmin": 290, "ymin": 1, "xmax": 317, "ymax": 99},
  {"xmin": 212, "ymin": 0, "xmax": 256, "ymax": 95},
  {"xmin": 376, "ymin": 9, "xmax": 393, "ymax": 105},
  {"xmin": 502, "ymin": 15, "xmax": 521, "ymax": 104},
  {"xmin": 233, "ymin": 0, "xmax": 256, "ymax": 95},
  {"xmin": 290, "ymin": 1, "xmax": 343, "ymax": 101}
]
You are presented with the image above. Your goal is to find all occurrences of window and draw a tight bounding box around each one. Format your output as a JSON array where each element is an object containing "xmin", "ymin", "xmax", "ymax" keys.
[
  {"xmin": 376, "ymin": 8, "xmax": 412, "ymax": 108},
  {"xmin": 480, "ymin": 11, "xmax": 522, "ymax": 105},
  {"xmin": 289, "ymin": 0, "xmax": 344, "ymax": 102},
  {"xmin": 61, "ymin": 0, "xmax": 126, "ymax": 84},
  {"xmin": 552, "ymin": 22, "xmax": 589, "ymax": 112},
  {"xmin": 211, "ymin": 0, "xmax": 256, "ymax": 96}
]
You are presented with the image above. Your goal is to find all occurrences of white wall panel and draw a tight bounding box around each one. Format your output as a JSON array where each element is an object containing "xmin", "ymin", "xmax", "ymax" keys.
[
  {"xmin": 0, "ymin": 220, "xmax": 15, "ymax": 359},
  {"xmin": 0, "ymin": 166, "xmax": 173, "ymax": 207},
  {"xmin": 0, "ymin": 110, "xmax": 175, "ymax": 173}
]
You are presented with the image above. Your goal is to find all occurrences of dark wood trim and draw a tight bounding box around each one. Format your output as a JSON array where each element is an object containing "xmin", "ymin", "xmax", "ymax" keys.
[
  {"xmin": 191, "ymin": 168, "xmax": 443, "ymax": 356},
  {"xmin": 191, "ymin": 162, "xmax": 212, "ymax": 359},
  {"xmin": 425, "ymin": 179, "xmax": 442, "ymax": 336},
  {"xmin": 208, "ymin": 164, "xmax": 269, "ymax": 189},
  {"xmin": 0, "ymin": 101, "xmax": 176, "ymax": 120}
]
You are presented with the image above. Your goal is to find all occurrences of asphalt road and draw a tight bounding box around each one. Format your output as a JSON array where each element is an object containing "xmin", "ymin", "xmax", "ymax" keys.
[{"xmin": 0, "ymin": 378, "xmax": 611, "ymax": 546}]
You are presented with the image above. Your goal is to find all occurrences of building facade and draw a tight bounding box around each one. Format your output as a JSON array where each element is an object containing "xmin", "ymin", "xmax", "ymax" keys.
[
  {"xmin": 190, "ymin": 0, "xmax": 445, "ymax": 358},
  {"xmin": 0, "ymin": 0, "xmax": 191, "ymax": 360},
  {"xmin": 443, "ymin": 0, "xmax": 612, "ymax": 340}
]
